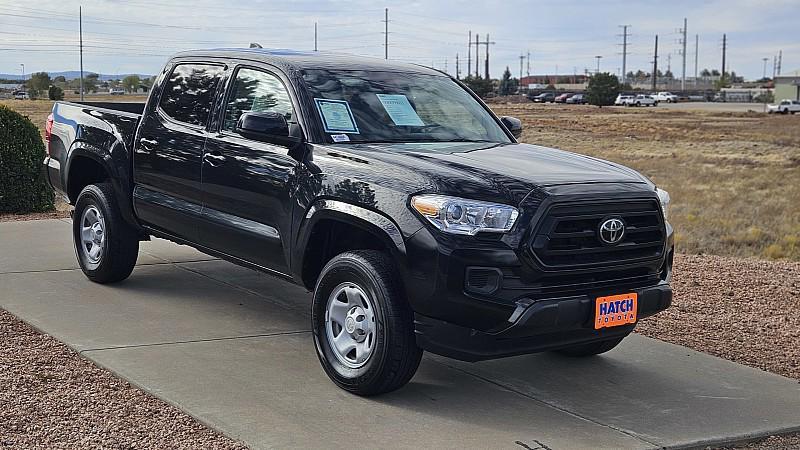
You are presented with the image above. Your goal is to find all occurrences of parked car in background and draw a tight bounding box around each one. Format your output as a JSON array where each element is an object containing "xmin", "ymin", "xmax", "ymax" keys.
[
  {"xmin": 45, "ymin": 48, "xmax": 673, "ymax": 396},
  {"xmin": 767, "ymin": 99, "xmax": 800, "ymax": 114},
  {"xmin": 615, "ymin": 94, "xmax": 634, "ymax": 106},
  {"xmin": 13, "ymin": 91, "xmax": 29, "ymax": 100},
  {"xmin": 531, "ymin": 92, "xmax": 555, "ymax": 103},
  {"xmin": 565, "ymin": 93, "xmax": 586, "ymax": 104},
  {"xmin": 628, "ymin": 95, "xmax": 657, "ymax": 107},
  {"xmin": 554, "ymin": 92, "xmax": 575, "ymax": 103},
  {"xmin": 109, "ymin": 88, "xmax": 125, "ymax": 95},
  {"xmin": 652, "ymin": 92, "xmax": 679, "ymax": 103}
]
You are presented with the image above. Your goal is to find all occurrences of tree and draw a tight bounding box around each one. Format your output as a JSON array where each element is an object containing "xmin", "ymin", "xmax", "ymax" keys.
[
  {"xmin": 27, "ymin": 72, "xmax": 51, "ymax": 92},
  {"xmin": 122, "ymin": 75, "xmax": 141, "ymax": 93},
  {"xmin": 498, "ymin": 67, "xmax": 515, "ymax": 95},
  {"xmin": 53, "ymin": 75, "xmax": 66, "ymax": 83},
  {"xmin": 84, "ymin": 73, "xmax": 99, "ymax": 93},
  {"xmin": 0, "ymin": 106, "xmax": 54, "ymax": 213},
  {"xmin": 585, "ymin": 72, "xmax": 620, "ymax": 107},
  {"xmin": 664, "ymin": 70, "xmax": 674, "ymax": 79},
  {"xmin": 711, "ymin": 69, "xmax": 721, "ymax": 77},
  {"xmin": 700, "ymin": 68, "xmax": 712, "ymax": 77},
  {"xmin": 48, "ymin": 86, "xmax": 64, "ymax": 100},
  {"xmin": 461, "ymin": 75, "xmax": 494, "ymax": 97}
]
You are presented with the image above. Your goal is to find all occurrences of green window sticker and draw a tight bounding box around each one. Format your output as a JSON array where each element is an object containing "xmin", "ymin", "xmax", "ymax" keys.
[
  {"xmin": 376, "ymin": 94, "xmax": 424, "ymax": 126},
  {"xmin": 314, "ymin": 98, "xmax": 359, "ymax": 134}
]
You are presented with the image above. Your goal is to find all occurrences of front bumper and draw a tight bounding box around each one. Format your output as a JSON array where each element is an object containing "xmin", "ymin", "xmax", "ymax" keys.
[{"xmin": 414, "ymin": 281, "xmax": 672, "ymax": 362}]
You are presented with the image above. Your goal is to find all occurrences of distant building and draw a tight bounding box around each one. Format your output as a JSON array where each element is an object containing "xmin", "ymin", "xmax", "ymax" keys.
[{"xmin": 774, "ymin": 70, "xmax": 800, "ymax": 101}]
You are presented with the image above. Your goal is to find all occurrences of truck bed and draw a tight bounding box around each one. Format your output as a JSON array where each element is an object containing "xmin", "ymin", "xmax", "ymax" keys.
[{"xmin": 46, "ymin": 101, "xmax": 145, "ymax": 204}]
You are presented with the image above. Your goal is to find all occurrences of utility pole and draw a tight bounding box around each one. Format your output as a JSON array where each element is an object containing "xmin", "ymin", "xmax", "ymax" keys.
[
  {"xmin": 444, "ymin": 58, "xmax": 448, "ymax": 74},
  {"xmin": 519, "ymin": 53, "xmax": 524, "ymax": 93},
  {"xmin": 777, "ymin": 50, "xmax": 782, "ymax": 75},
  {"xmin": 772, "ymin": 55, "xmax": 777, "ymax": 79},
  {"xmin": 762, "ymin": 57, "xmax": 768, "ymax": 80},
  {"xmin": 314, "ymin": 22, "xmax": 318, "ymax": 51},
  {"xmin": 79, "ymin": 5, "xmax": 84, "ymax": 101},
  {"xmin": 526, "ymin": 50, "xmax": 531, "ymax": 77},
  {"xmin": 467, "ymin": 31, "xmax": 471, "ymax": 78},
  {"xmin": 483, "ymin": 33, "xmax": 495, "ymax": 80},
  {"xmin": 694, "ymin": 34, "xmax": 699, "ymax": 87},
  {"xmin": 383, "ymin": 8, "xmax": 388, "ymax": 59},
  {"xmin": 652, "ymin": 34, "xmax": 659, "ymax": 91},
  {"xmin": 19, "ymin": 64, "xmax": 24, "ymax": 87},
  {"xmin": 475, "ymin": 33, "xmax": 480, "ymax": 77},
  {"xmin": 618, "ymin": 25, "xmax": 630, "ymax": 84},
  {"xmin": 720, "ymin": 33, "xmax": 726, "ymax": 84},
  {"xmin": 680, "ymin": 18, "xmax": 687, "ymax": 91},
  {"xmin": 455, "ymin": 53, "xmax": 460, "ymax": 79},
  {"xmin": 595, "ymin": 55, "xmax": 602, "ymax": 74}
]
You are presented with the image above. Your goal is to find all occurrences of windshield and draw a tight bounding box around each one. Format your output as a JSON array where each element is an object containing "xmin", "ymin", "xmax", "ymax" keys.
[{"xmin": 302, "ymin": 69, "xmax": 512, "ymax": 144}]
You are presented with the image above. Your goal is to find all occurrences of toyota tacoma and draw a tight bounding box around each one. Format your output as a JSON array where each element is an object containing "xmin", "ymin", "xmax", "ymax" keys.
[{"xmin": 44, "ymin": 48, "xmax": 673, "ymax": 395}]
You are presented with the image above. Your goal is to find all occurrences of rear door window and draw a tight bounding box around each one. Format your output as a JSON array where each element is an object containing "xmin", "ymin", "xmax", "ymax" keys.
[{"xmin": 159, "ymin": 63, "xmax": 224, "ymax": 127}]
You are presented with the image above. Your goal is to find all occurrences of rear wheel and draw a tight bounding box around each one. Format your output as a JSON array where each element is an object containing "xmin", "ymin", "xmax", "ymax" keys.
[
  {"xmin": 73, "ymin": 183, "xmax": 139, "ymax": 283},
  {"xmin": 556, "ymin": 336, "xmax": 625, "ymax": 357},
  {"xmin": 312, "ymin": 250, "xmax": 422, "ymax": 396}
]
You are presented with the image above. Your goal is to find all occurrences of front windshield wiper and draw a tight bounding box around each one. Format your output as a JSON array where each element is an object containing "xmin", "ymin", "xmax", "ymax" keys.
[{"xmin": 347, "ymin": 138, "xmax": 499, "ymax": 144}]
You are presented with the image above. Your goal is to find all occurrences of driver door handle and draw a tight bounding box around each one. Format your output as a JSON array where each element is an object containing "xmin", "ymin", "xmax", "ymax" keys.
[
  {"xmin": 139, "ymin": 138, "xmax": 158, "ymax": 151},
  {"xmin": 203, "ymin": 150, "xmax": 226, "ymax": 166}
]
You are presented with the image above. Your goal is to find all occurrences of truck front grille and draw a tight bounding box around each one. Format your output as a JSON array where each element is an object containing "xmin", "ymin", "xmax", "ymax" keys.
[{"xmin": 530, "ymin": 199, "xmax": 665, "ymax": 269}]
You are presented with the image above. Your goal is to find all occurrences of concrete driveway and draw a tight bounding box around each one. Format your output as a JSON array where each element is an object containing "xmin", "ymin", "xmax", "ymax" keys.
[{"xmin": 2, "ymin": 219, "xmax": 799, "ymax": 449}]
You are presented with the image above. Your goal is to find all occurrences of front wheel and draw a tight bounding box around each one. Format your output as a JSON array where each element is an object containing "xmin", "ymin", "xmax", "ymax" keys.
[
  {"xmin": 73, "ymin": 183, "xmax": 139, "ymax": 283},
  {"xmin": 556, "ymin": 336, "xmax": 625, "ymax": 357},
  {"xmin": 312, "ymin": 250, "xmax": 422, "ymax": 396}
]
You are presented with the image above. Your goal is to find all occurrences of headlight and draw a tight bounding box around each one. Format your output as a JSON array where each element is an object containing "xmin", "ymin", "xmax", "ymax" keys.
[
  {"xmin": 656, "ymin": 188, "xmax": 670, "ymax": 220},
  {"xmin": 411, "ymin": 194, "xmax": 519, "ymax": 235}
]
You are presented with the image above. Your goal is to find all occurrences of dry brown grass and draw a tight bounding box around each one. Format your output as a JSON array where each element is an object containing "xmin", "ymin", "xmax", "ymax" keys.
[
  {"xmin": 2, "ymin": 99, "xmax": 798, "ymax": 260},
  {"xmin": 491, "ymin": 103, "xmax": 800, "ymax": 261}
]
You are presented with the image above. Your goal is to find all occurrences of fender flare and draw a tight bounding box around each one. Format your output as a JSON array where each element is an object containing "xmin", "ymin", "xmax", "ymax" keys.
[
  {"xmin": 292, "ymin": 199, "xmax": 407, "ymax": 282},
  {"xmin": 66, "ymin": 141, "xmax": 140, "ymax": 230}
]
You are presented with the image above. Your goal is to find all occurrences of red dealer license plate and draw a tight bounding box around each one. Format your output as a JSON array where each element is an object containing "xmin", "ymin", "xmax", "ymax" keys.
[{"xmin": 594, "ymin": 293, "xmax": 638, "ymax": 330}]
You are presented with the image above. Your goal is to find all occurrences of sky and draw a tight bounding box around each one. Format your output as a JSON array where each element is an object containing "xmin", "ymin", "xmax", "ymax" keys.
[{"xmin": 1, "ymin": 0, "xmax": 797, "ymax": 80}]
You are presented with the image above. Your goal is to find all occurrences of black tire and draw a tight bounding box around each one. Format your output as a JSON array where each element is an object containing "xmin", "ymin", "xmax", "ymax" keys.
[
  {"xmin": 312, "ymin": 250, "xmax": 422, "ymax": 396},
  {"xmin": 73, "ymin": 183, "xmax": 139, "ymax": 283},
  {"xmin": 556, "ymin": 336, "xmax": 625, "ymax": 357}
]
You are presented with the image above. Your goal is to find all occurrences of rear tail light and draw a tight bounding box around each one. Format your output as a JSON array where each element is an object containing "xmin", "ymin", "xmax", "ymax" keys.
[{"xmin": 45, "ymin": 113, "xmax": 54, "ymax": 155}]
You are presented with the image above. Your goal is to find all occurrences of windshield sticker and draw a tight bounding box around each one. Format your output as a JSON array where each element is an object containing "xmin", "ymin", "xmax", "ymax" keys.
[
  {"xmin": 314, "ymin": 98, "xmax": 359, "ymax": 134},
  {"xmin": 376, "ymin": 94, "xmax": 425, "ymax": 126},
  {"xmin": 330, "ymin": 134, "xmax": 350, "ymax": 142}
]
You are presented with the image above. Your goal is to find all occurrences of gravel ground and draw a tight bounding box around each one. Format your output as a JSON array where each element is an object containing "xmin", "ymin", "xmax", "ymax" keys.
[
  {"xmin": 0, "ymin": 309, "xmax": 247, "ymax": 449},
  {"xmin": 637, "ymin": 254, "xmax": 800, "ymax": 380}
]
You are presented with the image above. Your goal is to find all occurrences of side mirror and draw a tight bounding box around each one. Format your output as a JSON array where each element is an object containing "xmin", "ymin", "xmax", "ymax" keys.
[
  {"xmin": 500, "ymin": 116, "xmax": 523, "ymax": 139},
  {"xmin": 236, "ymin": 111, "xmax": 294, "ymax": 146}
]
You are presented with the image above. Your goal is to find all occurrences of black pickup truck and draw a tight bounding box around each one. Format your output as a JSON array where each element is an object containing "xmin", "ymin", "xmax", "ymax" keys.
[{"xmin": 45, "ymin": 48, "xmax": 673, "ymax": 395}]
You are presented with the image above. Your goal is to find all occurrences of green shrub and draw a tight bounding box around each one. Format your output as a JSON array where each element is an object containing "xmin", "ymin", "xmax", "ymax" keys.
[
  {"xmin": 586, "ymin": 72, "xmax": 620, "ymax": 107},
  {"xmin": 0, "ymin": 105, "xmax": 54, "ymax": 213},
  {"xmin": 48, "ymin": 86, "xmax": 64, "ymax": 101}
]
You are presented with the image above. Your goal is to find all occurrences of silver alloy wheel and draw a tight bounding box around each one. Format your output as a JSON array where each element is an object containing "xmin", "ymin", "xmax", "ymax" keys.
[
  {"xmin": 80, "ymin": 205, "xmax": 105, "ymax": 265},
  {"xmin": 325, "ymin": 282, "xmax": 376, "ymax": 369}
]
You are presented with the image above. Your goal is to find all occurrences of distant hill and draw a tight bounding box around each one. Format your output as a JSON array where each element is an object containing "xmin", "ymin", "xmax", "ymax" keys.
[{"xmin": 0, "ymin": 71, "xmax": 152, "ymax": 81}]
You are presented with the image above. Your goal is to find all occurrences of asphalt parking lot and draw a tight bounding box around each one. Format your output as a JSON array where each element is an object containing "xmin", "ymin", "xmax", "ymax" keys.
[{"xmin": 2, "ymin": 219, "xmax": 800, "ymax": 449}]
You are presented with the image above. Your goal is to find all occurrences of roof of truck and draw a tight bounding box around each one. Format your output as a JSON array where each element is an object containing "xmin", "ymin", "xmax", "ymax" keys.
[{"xmin": 171, "ymin": 48, "xmax": 445, "ymax": 76}]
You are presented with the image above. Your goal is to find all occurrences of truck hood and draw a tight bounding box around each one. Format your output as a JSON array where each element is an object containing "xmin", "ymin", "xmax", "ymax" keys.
[
  {"xmin": 319, "ymin": 141, "xmax": 650, "ymax": 206},
  {"xmin": 341, "ymin": 141, "xmax": 645, "ymax": 185}
]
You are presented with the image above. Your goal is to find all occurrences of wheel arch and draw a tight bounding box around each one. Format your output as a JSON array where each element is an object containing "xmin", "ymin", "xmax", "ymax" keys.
[
  {"xmin": 66, "ymin": 142, "xmax": 141, "ymax": 231},
  {"xmin": 294, "ymin": 199, "xmax": 407, "ymax": 290}
]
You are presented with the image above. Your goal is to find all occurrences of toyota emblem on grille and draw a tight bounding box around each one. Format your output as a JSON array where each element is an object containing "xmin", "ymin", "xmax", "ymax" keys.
[{"xmin": 599, "ymin": 218, "xmax": 625, "ymax": 244}]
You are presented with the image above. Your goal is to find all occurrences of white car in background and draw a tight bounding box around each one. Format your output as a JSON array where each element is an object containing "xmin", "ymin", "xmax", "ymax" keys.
[
  {"xmin": 13, "ymin": 91, "xmax": 29, "ymax": 100},
  {"xmin": 652, "ymin": 92, "xmax": 679, "ymax": 103},
  {"xmin": 767, "ymin": 99, "xmax": 800, "ymax": 114},
  {"xmin": 615, "ymin": 94, "xmax": 634, "ymax": 105},
  {"xmin": 628, "ymin": 94, "xmax": 657, "ymax": 107}
]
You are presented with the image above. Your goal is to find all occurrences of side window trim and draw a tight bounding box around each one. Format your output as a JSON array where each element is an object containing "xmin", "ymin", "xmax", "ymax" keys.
[
  {"xmin": 156, "ymin": 61, "xmax": 226, "ymax": 130},
  {"xmin": 217, "ymin": 64, "xmax": 299, "ymax": 138}
]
